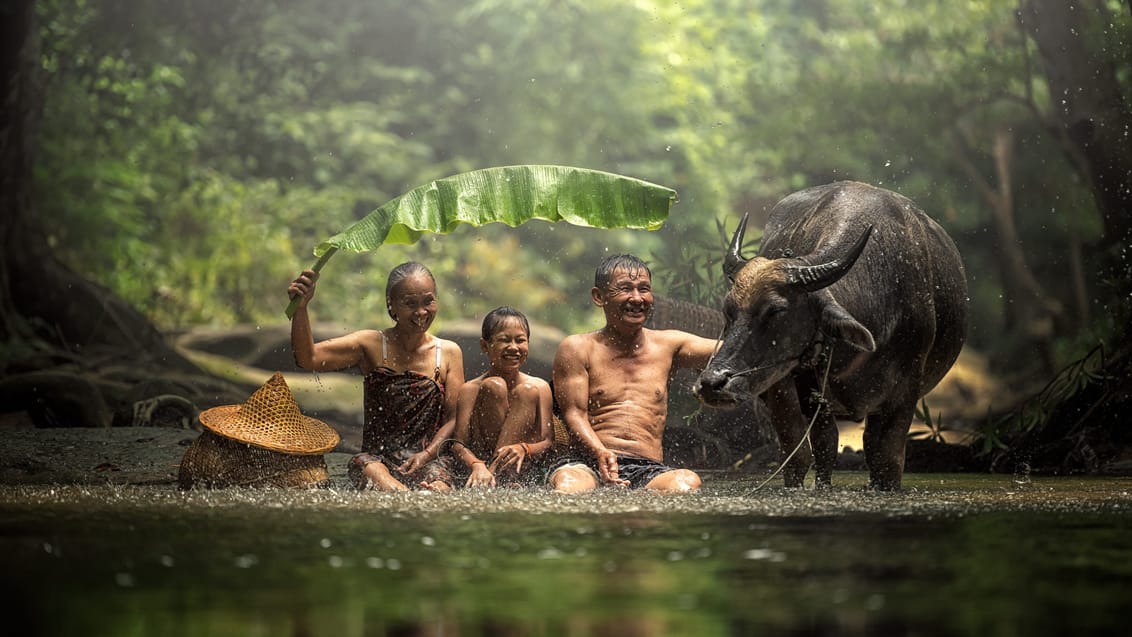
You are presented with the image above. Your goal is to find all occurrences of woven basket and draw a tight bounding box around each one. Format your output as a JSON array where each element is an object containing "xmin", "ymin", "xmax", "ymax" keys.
[
  {"xmin": 197, "ymin": 372, "xmax": 339, "ymax": 454},
  {"xmin": 179, "ymin": 429, "xmax": 329, "ymax": 489},
  {"xmin": 179, "ymin": 372, "xmax": 338, "ymax": 489},
  {"xmin": 551, "ymin": 414, "xmax": 571, "ymax": 450}
]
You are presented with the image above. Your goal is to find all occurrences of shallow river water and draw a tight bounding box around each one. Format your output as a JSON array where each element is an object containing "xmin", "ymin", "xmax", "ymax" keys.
[{"xmin": 2, "ymin": 472, "xmax": 1130, "ymax": 636}]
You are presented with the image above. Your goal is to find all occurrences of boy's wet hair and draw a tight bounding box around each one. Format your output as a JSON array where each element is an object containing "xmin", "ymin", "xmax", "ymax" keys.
[
  {"xmin": 594, "ymin": 254, "xmax": 651, "ymax": 289},
  {"xmin": 386, "ymin": 262, "xmax": 435, "ymax": 299},
  {"xmin": 481, "ymin": 306, "xmax": 530, "ymax": 341}
]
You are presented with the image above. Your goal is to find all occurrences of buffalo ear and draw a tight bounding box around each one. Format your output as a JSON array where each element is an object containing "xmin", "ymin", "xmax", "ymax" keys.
[{"xmin": 820, "ymin": 303, "xmax": 876, "ymax": 352}]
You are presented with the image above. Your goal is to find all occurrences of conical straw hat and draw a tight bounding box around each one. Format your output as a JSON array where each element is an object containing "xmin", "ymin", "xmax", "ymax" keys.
[{"xmin": 198, "ymin": 372, "xmax": 339, "ymax": 455}]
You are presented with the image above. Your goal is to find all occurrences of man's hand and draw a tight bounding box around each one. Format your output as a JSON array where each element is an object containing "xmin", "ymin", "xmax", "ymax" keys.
[{"xmin": 595, "ymin": 448, "xmax": 629, "ymax": 488}]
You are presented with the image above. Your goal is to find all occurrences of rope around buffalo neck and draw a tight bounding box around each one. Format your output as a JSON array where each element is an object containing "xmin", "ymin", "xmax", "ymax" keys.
[
  {"xmin": 717, "ymin": 335, "xmax": 826, "ymax": 379},
  {"xmin": 744, "ymin": 344, "xmax": 834, "ymax": 495}
]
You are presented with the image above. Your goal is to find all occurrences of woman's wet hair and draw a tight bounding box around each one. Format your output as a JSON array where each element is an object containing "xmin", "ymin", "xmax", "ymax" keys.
[
  {"xmin": 481, "ymin": 306, "xmax": 530, "ymax": 341},
  {"xmin": 386, "ymin": 262, "xmax": 435, "ymax": 299},
  {"xmin": 594, "ymin": 254, "xmax": 651, "ymax": 289}
]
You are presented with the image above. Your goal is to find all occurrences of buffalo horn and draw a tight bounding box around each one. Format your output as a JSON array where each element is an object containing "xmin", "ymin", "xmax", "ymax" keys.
[
  {"xmin": 784, "ymin": 224, "xmax": 874, "ymax": 292},
  {"xmin": 724, "ymin": 213, "xmax": 751, "ymax": 280}
]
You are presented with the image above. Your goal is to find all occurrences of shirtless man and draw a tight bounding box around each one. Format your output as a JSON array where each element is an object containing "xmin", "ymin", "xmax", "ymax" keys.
[{"xmin": 548, "ymin": 254, "xmax": 720, "ymax": 493}]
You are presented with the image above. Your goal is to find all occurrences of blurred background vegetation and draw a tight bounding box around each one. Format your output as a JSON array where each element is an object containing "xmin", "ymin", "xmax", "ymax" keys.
[{"xmin": 15, "ymin": 1, "xmax": 1132, "ymax": 419}]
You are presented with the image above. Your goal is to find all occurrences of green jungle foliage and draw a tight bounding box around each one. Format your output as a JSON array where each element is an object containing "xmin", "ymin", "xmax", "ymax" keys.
[{"xmin": 33, "ymin": 0, "xmax": 1131, "ymax": 387}]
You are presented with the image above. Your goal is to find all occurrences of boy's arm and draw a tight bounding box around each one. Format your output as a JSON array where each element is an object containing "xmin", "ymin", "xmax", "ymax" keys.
[
  {"xmin": 452, "ymin": 380, "xmax": 494, "ymax": 487},
  {"xmin": 452, "ymin": 383, "xmax": 486, "ymax": 467},
  {"xmin": 527, "ymin": 380, "xmax": 555, "ymax": 457}
]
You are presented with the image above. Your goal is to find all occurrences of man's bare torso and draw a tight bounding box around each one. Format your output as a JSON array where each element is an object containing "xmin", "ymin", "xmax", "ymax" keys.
[{"xmin": 577, "ymin": 328, "xmax": 683, "ymax": 461}]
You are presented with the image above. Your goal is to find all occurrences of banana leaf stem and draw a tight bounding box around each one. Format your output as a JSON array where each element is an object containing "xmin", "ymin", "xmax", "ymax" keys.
[{"xmin": 284, "ymin": 247, "xmax": 339, "ymax": 319}]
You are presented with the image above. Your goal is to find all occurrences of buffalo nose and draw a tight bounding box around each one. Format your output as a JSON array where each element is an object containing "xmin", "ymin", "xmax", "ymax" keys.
[{"xmin": 696, "ymin": 368, "xmax": 731, "ymax": 395}]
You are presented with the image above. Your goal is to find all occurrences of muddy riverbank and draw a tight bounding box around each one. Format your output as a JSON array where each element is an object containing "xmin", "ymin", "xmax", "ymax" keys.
[{"xmin": 0, "ymin": 426, "xmax": 351, "ymax": 487}]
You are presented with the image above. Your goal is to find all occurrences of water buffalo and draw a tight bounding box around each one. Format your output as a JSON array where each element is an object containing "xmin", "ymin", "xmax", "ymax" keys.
[{"xmin": 694, "ymin": 181, "xmax": 967, "ymax": 490}]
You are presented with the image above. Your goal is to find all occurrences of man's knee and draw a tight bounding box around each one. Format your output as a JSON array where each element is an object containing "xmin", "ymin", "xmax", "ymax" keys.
[
  {"xmin": 645, "ymin": 468, "xmax": 701, "ymax": 493},
  {"xmin": 549, "ymin": 465, "xmax": 599, "ymax": 493}
]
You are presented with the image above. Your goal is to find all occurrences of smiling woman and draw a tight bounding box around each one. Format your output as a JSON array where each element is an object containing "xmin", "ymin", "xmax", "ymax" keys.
[{"xmin": 287, "ymin": 261, "xmax": 466, "ymax": 492}]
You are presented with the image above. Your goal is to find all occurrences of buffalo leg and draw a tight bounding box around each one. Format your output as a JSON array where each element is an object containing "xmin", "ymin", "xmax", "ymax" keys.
[
  {"xmin": 810, "ymin": 409, "xmax": 839, "ymax": 488},
  {"xmin": 795, "ymin": 373, "xmax": 838, "ymax": 488},
  {"xmin": 862, "ymin": 400, "xmax": 917, "ymax": 490},
  {"xmin": 764, "ymin": 379, "xmax": 812, "ymax": 488}
]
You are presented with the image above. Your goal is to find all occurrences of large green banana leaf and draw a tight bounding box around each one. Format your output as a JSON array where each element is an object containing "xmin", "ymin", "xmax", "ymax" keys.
[{"xmin": 286, "ymin": 164, "xmax": 676, "ymax": 318}]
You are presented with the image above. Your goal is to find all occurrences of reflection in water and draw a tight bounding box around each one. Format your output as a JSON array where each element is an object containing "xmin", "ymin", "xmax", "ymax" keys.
[{"xmin": 0, "ymin": 474, "xmax": 1130, "ymax": 636}]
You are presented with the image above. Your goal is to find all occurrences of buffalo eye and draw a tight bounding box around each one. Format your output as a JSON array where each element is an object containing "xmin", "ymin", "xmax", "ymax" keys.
[{"xmin": 759, "ymin": 301, "xmax": 788, "ymax": 324}]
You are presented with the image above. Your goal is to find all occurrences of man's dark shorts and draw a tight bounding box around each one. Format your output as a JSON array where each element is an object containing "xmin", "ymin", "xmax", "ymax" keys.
[{"xmin": 547, "ymin": 453, "xmax": 679, "ymax": 489}]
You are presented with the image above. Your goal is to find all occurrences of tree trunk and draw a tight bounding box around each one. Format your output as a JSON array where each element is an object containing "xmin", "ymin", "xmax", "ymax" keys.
[
  {"xmin": 0, "ymin": 0, "xmax": 39, "ymax": 344},
  {"xmin": 1, "ymin": 1, "xmax": 238, "ymax": 427},
  {"xmin": 953, "ymin": 125, "xmax": 1061, "ymax": 368},
  {"xmin": 1018, "ymin": 0, "xmax": 1132, "ymax": 250}
]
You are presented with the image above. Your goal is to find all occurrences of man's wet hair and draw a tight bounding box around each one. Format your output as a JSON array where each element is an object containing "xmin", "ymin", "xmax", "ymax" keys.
[
  {"xmin": 482, "ymin": 306, "xmax": 530, "ymax": 340},
  {"xmin": 386, "ymin": 261, "xmax": 435, "ymax": 299},
  {"xmin": 594, "ymin": 254, "xmax": 651, "ymax": 289}
]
